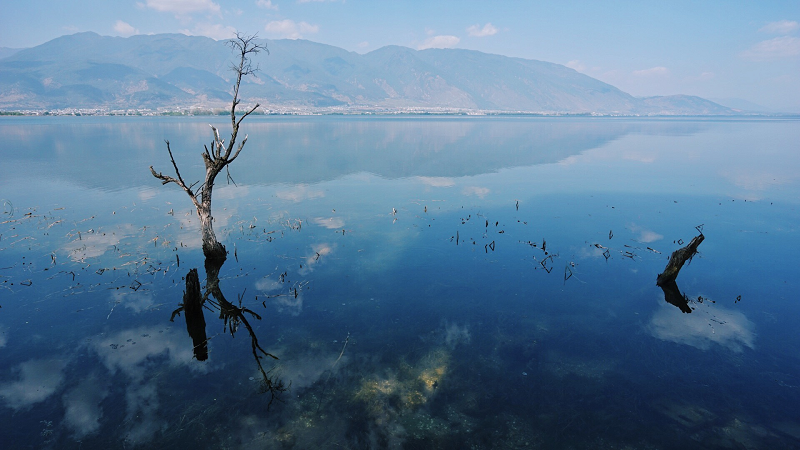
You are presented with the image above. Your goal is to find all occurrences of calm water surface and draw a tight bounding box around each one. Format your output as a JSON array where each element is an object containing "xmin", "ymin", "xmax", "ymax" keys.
[{"xmin": 1, "ymin": 116, "xmax": 799, "ymax": 449}]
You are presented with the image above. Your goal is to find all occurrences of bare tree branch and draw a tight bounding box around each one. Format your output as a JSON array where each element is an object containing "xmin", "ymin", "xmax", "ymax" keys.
[{"xmin": 150, "ymin": 32, "xmax": 267, "ymax": 260}]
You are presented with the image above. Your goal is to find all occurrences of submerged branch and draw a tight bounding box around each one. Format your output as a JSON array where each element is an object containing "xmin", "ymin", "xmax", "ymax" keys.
[{"xmin": 656, "ymin": 234, "xmax": 704, "ymax": 286}]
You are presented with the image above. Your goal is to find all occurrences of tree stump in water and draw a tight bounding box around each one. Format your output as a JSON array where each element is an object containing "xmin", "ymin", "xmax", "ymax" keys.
[
  {"xmin": 656, "ymin": 234, "xmax": 704, "ymax": 313},
  {"xmin": 657, "ymin": 234, "xmax": 704, "ymax": 286}
]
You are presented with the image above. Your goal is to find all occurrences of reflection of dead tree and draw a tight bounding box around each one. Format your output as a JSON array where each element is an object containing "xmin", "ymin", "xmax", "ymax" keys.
[
  {"xmin": 172, "ymin": 268, "xmax": 208, "ymax": 360},
  {"xmin": 171, "ymin": 260, "xmax": 286, "ymax": 406},
  {"xmin": 656, "ymin": 233, "xmax": 704, "ymax": 313},
  {"xmin": 204, "ymin": 259, "xmax": 286, "ymax": 404},
  {"xmin": 150, "ymin": 33, "xmax": 267, "ymax": 261}
]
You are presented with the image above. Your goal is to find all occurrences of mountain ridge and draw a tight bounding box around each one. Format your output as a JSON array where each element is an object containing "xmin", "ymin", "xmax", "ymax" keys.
[{"xmin": 0, "ymin": 32, "xmax": 734, "ymax": 115}]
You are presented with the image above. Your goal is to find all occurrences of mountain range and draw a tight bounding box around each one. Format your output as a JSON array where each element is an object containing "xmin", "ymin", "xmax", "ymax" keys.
[{"xmin": 0, "ymin": 32, "xmax": 735, "ymax": 115}]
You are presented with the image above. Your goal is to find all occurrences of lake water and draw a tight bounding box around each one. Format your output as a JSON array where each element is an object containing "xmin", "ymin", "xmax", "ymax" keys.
[{"xmin": 1, "ymin": 116, "xmax": 799, "ymax": 449}]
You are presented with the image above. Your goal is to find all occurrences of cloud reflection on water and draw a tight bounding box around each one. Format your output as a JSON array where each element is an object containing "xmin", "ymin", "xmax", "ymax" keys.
[
  {"xmin": 90, "ymin": 326, "xmax": 203, "ymax": 444},
  {"xmin": 62, "ymin": 375, "xmax": 109, "ymax": 438},
  {"xmin": 0, "ymin": 358, "xmax": 67, "ymax": 410},
  {"xmin": 648, "ymin": 300, "xmax": 756, "ymax": 352}
]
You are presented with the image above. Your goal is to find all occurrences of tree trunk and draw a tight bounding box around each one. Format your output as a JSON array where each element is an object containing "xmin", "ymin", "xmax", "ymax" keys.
[
  {"xmin": 150, "ymin": 33, "xmax": 265, "ymax": 262},
  {"xmin": 198, "ymin": 204, "xmax": 226, "ymax": 261}
]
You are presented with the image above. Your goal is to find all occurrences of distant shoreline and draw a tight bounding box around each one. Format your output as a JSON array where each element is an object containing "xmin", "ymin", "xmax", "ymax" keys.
[{"xmin": 1, "ymin": 108, "xmax": 796, "ymax": 118}]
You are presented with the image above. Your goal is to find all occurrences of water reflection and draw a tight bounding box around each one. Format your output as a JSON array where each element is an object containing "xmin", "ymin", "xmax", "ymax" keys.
[
  {"xmin": 659, "ymin": 279, "xmax": 694, "ymax": 313},
  {"xmin": 1, "ymin": 117, "xmax": 711, "ymax": 192},
  {"xmin": 171, "ymin": 259, "xmax": 286, "ymax": 405},
  {"xmin": 648, "ymin": 301, "xmax": 756, "ymax": 352},
  {"xmin": 1, "ymin": 117, "xmax": 799, "ymax": 448}
]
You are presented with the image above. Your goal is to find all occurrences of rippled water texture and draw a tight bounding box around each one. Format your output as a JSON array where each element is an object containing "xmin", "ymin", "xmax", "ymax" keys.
[{"xmin": 1, "ymin": 116, "xmax": 799, "ymax": 449}]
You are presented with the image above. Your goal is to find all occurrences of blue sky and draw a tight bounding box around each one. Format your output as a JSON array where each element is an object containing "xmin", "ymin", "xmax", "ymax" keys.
[{"xmin": 1, "ymin": 0, "xmax": 798, "ymax": 111}]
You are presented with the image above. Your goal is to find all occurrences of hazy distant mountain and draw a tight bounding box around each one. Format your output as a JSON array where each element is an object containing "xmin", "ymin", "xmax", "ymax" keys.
[
  {"xmin": 709, "ymin": 97, "xmax": 774, "ymax": 113},
  {"xmin": 0, "ymin": 32, "xmax": 734, "ymax": 114},
  {"xmin": 0, "ymin": 47, "xmax": 23, "ymax": 60}
]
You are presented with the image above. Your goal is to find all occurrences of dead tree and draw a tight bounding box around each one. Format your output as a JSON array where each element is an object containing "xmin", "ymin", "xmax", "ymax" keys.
[{"xmin": 150, "ymin": 33, "xmax": 267, "ymax": 261}]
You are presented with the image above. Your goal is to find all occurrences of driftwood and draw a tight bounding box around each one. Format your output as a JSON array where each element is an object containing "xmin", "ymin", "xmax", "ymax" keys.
[{"xmin": 656, "ymin": 234, "xmax": 704, "ymax": 313}]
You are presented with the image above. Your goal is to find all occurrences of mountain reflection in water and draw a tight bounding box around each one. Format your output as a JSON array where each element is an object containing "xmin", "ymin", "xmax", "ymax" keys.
[{"xmin": 0, "ymin": 116, "xmax": 799, "ymax": 449}]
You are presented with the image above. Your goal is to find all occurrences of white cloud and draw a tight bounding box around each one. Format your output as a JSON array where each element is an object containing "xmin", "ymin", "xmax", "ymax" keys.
[
  {"xmin": 180, "ymin": 22, "xmax": 238, "ymax": 40},
  {"xmin": 357, "ymin": 41, "xmax": 369, "ymax": 48},
  {"xmin": 114, "ymin": 20, "xmax": 140, "ymax": 37},
  {"xmin": 276, "ymin": 184, "xmax": 325, "ymax": 202},
  {"xmin": 648, "ymin": 301, "xmax": 755, "ymax": 352},
  {"xmin": 633, "ymin": 66, "xmax": 669, "ymax": 77},
  {"xmin": 0, "ymin": 358, "xmax": 67, "ymax": 409},
  {"xmin": 91, "ymin": 327, "xmax": 202, "ymax": 444},
  {"xmin": 116, "ymin": 291, "xmax": 156, "ymax": 313},
  {"xmin": 312, "ymin": 216, "xmax": 345, "ymax": 229},
  {"xmin": 462, "ymin": 186, "xmax": 489, "ymax": 198},
  {"xmin": 299, "ymin": 243, "xmax": 334, "ymax": 276},
  {"xmin": 264, "ymin": 19, "xmax": 319, "ymax": 39},
  {"xmin": 741, "ymin": 36, "xmax": 800, "ymax": 60},
  {"xmin": 62, "ymin": 224, "xmax": 136, "ymax": 261},
  {"xmin": 418, "ymin": 35, "xmax": 460, "ymax": 50},
  {"xmin": 143, "ymin": 0, "xmax": 220, "ymax": 14},
  {"xmin": 565, "ymin": 60, "xmax": 586, "ymax": 72},
  {"xmin": 759, "ymin": 20, "xmax": 800, "ymax": 35},
  {"xmin": 256, "ymin": 0, "xmax": 278, "ymax": 10},
  {"xmin": 417, "ymin": 176, "xmax": 455, "ymax": 188},
  {"xmin": 467, "ymin": 23, "xmax": 498, "ymax": 37},
  {"xmin": 62, "ymin": 376, "xmax": 109, "ymax": 438},
  {"xmin": 272, "ymin": 291, "xmax": 304, "ymax": 315},
  {"xmin": 627, "ymin": 223, "xmax": 663, "ymax": 243}
]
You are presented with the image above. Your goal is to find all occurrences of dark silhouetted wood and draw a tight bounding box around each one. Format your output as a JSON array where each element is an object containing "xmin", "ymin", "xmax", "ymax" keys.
[
  {"xmin": 150, "ymin": 33, "xmax": 267, "ymax": 261},
  {"xmin": 656, "ymin": 234, "xmax": 704, "ymax": 286}
]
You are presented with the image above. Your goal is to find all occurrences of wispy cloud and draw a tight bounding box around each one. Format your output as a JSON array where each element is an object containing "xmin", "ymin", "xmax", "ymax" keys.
[
  {"xmin": 462, "ymin": 186, "xmax": 489, "ymax": 198},
  {"xmin": 633, "ymin": 66, "xmax": 669, "ymax": 77},
  {"xmin": 0, "ymin": 358, "xmax": 67, "ymax": 410},
  {"xmin": 114, "ymin": 20, "xmax": 140, "ymax": 37},
  {"xmin": 276, "ymin": 184, "xmax": 325, "ymax": 202},
  {"xmin": 62, "ymin": 376, "xmax": 109, "ymax": 438},
  {"xmin": 565, "ymin": 59, "xmax": 586, "ymax": 72},
  {"xmin": 312, "ymin": 216, "xmax": 345, "ymax": 229},
  {"xmin": 180, "ymin": 22, "xmax": 237, "ymax": 40},
  {"xmin": 760, "ymin": 20, "xmax": 800, "ymax": 35},
  {"xmin": 256, "ymin": 0, "xmax": 278, "ymax": 10},
  {"xmin": 627, "ymin": 223, "xmax": 663, "ymax": 243},
  {"xmin": 143, "ymin": 0, "xmax": 220, "ymax": 15},
  {"xmin": 466, "ymin": 23, "xmax": 498, "ymax": 37},
  {"xmin": 417, "ymin": 176, "xmax": 455, "ymax": 188},
  {"xmin": 418, "ymin": 35, "xmax": 460, "ymax": 50},
  {"xmin": 741, "ymin": 36, "xmax": 800, "ymax": 60},
  {"xmin": 264, "ymin": 19, "xmax": 319, "ymax": 39},
  {"xmin": 299, "ymin": 243, "xmax": 334, "ymax": 276},
  {"xmin": 648, "ymin": 301, "xmax": 755, "ymax": 352}
]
